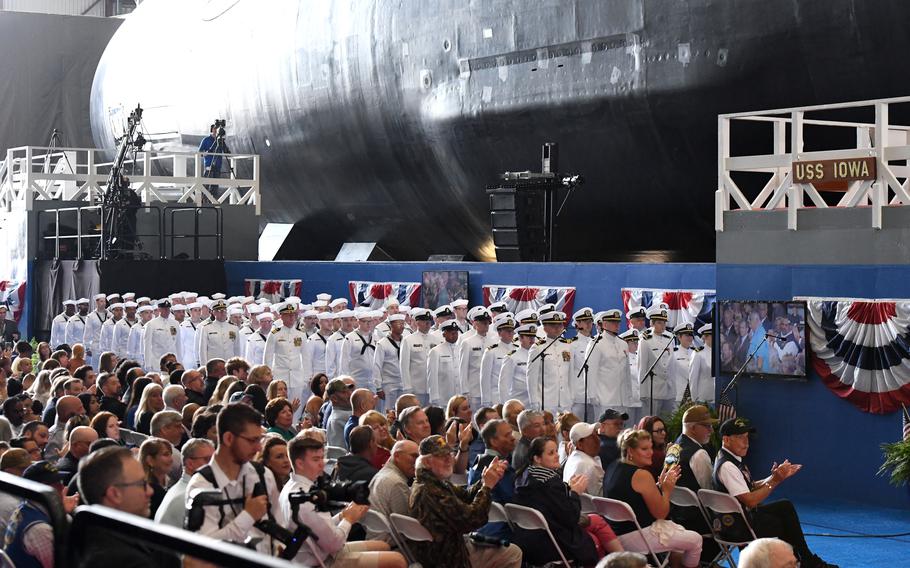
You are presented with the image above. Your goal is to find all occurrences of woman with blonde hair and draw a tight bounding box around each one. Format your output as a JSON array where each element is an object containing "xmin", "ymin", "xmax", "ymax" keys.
[
  {"xmin": 556, "ymin": 411, "xmax": 581, "ymax": 464},
  {"xmin": 11, "ymin": 356, "xmax": 33, "ymax": 380},
  {"xmin": 139, "ymin": 437, "xmax": 174, "ymax": 518},
  {"xmin": 68, "ymin": 343, "xmax": 87, "ymax": 373},
  {"xmin": 26, "ymin": 370, "xmax": 53, "ymax": 406},
  {"xmin": 360, "ymin": 409, "xmax": 393, "ymax": 468},
  {"xmin": 208, "ymin": 375, "xmax": 237, "ymax": 406},
  {"xmin": 135, "ymin": 383, "xmax": 165, "ymax": 435}
]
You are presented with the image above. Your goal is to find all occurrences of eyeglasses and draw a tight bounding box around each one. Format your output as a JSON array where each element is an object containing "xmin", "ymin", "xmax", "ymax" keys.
[
  {"xmin": 235, "ymin": 433, "xmax": 262, "ymax": 446},
  {"xmin": 114, "ymin": 478, "xmax": 150, "ymax": 490},
  {"xmin": 652, "ymin": 428, "xmax": 666, "ymax": 434}
]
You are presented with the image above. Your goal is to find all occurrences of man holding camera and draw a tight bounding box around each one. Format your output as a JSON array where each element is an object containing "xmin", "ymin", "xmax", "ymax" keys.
[
  {"xmin": 199, "ymin": 121, "xmax": 228, "ymax": 180},
  {"xmin": 279, "ymin": 436, "xmax": 406, "ymax": 567},
  {"xmin": 184, "ymin": 404, "xmax": 285, "ymax": 556}
]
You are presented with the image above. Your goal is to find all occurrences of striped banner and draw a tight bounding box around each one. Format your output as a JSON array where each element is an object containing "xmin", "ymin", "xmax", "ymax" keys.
[
  {"xmin": 482, "ymin": 285, "xmax": 576, "ymax": 316},
  {"xmin": 621, "ymin": 288, "xmax": 716, "ymax": 330},
  {"xmin": 0, "ymin": 280, "xmax": 26, "ymax": 323},
  {"xmin": 243, "ymin": 279, "xmax": 302, "ymax": 303},
  {"xmin": 349, "ymin": 281, "xmax": 421, "ymax": 309}
]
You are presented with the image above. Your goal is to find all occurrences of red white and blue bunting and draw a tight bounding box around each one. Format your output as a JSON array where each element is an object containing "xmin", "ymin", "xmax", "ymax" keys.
[
  {"xmin": 0, "ymin": 280, "xmax": 26, "ymax": 323},
  {"xmin": 803, "ymin": 297, "xmax": 910, "ymax": 414},
  {"xmin": 243, "ymin": 279, "xmax": 302, "ymax": 303},
  {"xmin": 349, "ymin": 281, "xmax": 421, "ymax": 309},
  {"xmin": 621, "ymin": 288, "xmax": 716, "ymax": 330},
  {"xmin": 482, "ymin": 285, "xmax": 576, "ymax": 317}
]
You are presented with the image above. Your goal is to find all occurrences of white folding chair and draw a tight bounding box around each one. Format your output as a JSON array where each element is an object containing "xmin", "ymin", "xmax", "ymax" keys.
[
  {"xmin": 591, "ymin": 496, "xmax": 668, "ymax": 568},
  {"xmin": 671, "ymin": 487, "xmax": 730, "ymax": 566},
  {"xmin": 0, "ymin": 549, "xmax": 15, "ymax": 568},
  {"xmin": 697, "ymin": 489, "xmax": 759, "ymax": 568},
  {"xmin": 578, "ymin": 492, "xmax": 595, "ymax": 514},
  {"xmin": 504, "ymin": 503, "xmax": 572, "ymax": 568},
  {"xmin": 488, "ymin": 501, "xmax": 512, "ymax": 528},
  {"xmin": 361, "ymin": 509, "xmax": 414, "ymax": 563},
  {"xmin": 389, "ymin": 513, "xmax": 434, "ymax": 567},
  {"xmin": 325, "ymin": 445, "xmax": 347, "ymax": 460}
]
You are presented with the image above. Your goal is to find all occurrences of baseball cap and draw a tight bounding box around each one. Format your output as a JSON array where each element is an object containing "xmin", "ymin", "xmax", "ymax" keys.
[
  {"xmin": 569, "ymin": 422, "xmax": 600, "ymax": 445},
  {"xmin": 325, "ymin": 378, "xmax": 353, "ymax": 396},
  {"xmin": 683, "ymin": 405, "xmax": 719, "ymax": 425},
  {"xmin": 720, "ymin": 417, "xmax": 756, "ymax": 436},
  {"xmin": 418, "ymin": 435, "xmax": 455, "ymax": 457},
  {"xmin": 598, "ymin": 409, "xmax": 629, "ymax": 422},
  {"xmin": 23, "ymin": 460, "xmax": 64, "ymax": 485}
]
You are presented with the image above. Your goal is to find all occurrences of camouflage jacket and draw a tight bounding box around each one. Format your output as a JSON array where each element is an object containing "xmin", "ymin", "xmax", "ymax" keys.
[{"xmin": 408, "ymin": 468, "xmax": 492, "ymax": 568}]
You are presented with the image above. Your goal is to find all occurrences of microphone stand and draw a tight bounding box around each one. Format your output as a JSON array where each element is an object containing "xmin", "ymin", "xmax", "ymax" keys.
[
  {"xmin": 530, "ymin": 332, "xmax": 564, "ymax": 411},
  {"xmin": 639, "ymin": 332, "xmax": 676, "ymax": 415},
  {"xmin": 577, "ymin": 332, "xmax": 602, "ymax": 422},
  {"xmin": 721, "ymin": 332, "xmax": 774, "ymax": 397}
]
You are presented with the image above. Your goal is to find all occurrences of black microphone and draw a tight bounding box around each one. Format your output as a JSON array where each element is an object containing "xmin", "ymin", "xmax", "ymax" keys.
[{"xmin": 764, "ymin": 332, "xmax": 782, "ymax": 340}]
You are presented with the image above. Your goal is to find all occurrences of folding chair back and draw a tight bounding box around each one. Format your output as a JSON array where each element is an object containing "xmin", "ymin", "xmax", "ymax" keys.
[
  {"xmin": 325, "ymin": 445, "xmax": 347, "ymax": 460},
  {"xmin": 362, "ymin": 510, "xmax": 412, "ymax": 563},
  {"xmin": 591, "ymin": 497, "xmax": 667, "ymax": 568},
  {"xmin": 697, "ymin": 489, "xmax": 759, "ymax": 567},
  {"xmin": 389, "ymin": 513, "xmax": 434, "ymax": 568},
  {"xmin": 672, "ymin": 486, "xmax": 726, "ymax": 566},
  {"xmin": 579, "ymin": 492, "xmax": 595, "ymax": 514},
  {"xmin": 504, "ymin": 503, "xmax": 571, "ymax": 568},
  {"xmin": 488, "ymin": 501, "xmax": 511, "ymax": 527}
]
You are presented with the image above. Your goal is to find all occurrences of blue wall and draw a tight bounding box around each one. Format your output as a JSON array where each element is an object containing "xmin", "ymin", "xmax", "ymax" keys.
[{"xmin": 717, "ymin": 264, "xmax": 910, "ymax": 509}]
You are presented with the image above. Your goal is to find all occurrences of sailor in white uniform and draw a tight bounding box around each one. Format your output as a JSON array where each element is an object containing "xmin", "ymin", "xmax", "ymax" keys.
[
  {"xmin": 427, "ymin": 320, "xmax": 461, "ymax": 407},
  {"xmin": 569, "ymin": 307, "xmax": 596, "ymax": 420},
  {"xmin": 689, "ymin": 323, "xmax": 715, "ymax": 404},
  {"xmin": 98, "ymin": 302, "xmax": 123, "ymax": 359},
  {"xmin": 527, "ymin": 311, "xmax": 574, "ymax": 413},
  {"xmin": 451, "ymin": 299, "xmax": 471, "ymax": 334},
  {"xmin": 196, "ymin": 299, "xmax": 242, "ymax": 365},
  {"xmin": 638, "ymin": 305, "xmax": 676, "ymax": 417},
  {"xmin": 479, "ymin": 313, "xmax": 516, "ymax": 407},
  {"xmin": 457, "ymin": 307, "xmax": 494, "ymax": 410},
  {"xmin": 179, "ymin": 302, "xmax": 204, "ymax": 368},
  {"xmin": 338, "ymin": 310, "xmax": 378, "ymax": 390},
  {"xmin": 304, "ymin": 312, "xmax": 335, "ymax": 378},
  {"xmin": 325, "ymin": 309, "xmax": 355, "ymax": 379},
  {"xmin": 112, "ymin": 302, "xmax": 137, "ymax": 360},
  {"xmin": 497, "ymin": 323, "xmax": 536, "ymax": 407},
  {"xmin": 372, "ymin": 313, "xmax": 406, "ymax": 412},
  {"xmin": 668, "ymin": 322, "xmax": 696, "ymax": 408},
  {"xmin": 64, "ymin": 298, "xmax": 90, "ymax": 348},
  {"xmin": 244, "ymin": 311, "xmax": 273, "ymax": 365},
  {"xmin": 143, "ymin": 299, "xmax": 180, "ymax": 372},
  {"xmin": 262, "ymin": 302, "xmax": 307, "ymax": 403},
  {"xmin": 82, "ymin": 293, "xmax": 108, "ymax": 367},
  {"xmin": 50, "ymin": 300, "xmax": 76, "ymax": 349},
  {"xmin": 618, "ymin": 328, "xmax": 643, "ymax": 424},
  {"xmin": 399, "ymin": 308, "xmax": 438, "ymax": 406},
  {"xmin": 128, "ymin": 305, "xmax": 154, "ymax": 365}
]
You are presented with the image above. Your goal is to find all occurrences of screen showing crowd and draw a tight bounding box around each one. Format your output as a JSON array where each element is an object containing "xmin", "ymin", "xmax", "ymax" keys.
[{"xmin": 717, "ymin": 300, "xmax": 807, "ymax": 379}]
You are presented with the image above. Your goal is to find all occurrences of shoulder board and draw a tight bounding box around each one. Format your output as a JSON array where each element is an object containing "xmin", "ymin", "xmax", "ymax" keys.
[
  {"xmin": 270, "ymin": 328, "xmax": 279, "ymax": 334},
  {"xmin": 662, "ymin": 331, "xmax": 674, "ymax": 338},
  {"xmin": 641, "ymin": 330, "xmax": 652, "ymax": 340},
  {"xmin": 672, "ymin": 346, "xmax": 679, "ymax": 351},
  {"xmin": 508, "ymin": 350, "xmax": 517, "ymax": 356},
  {"xmin": 695, "ymin": 346, "xmax": 704, "ymax": 352},
  {"xmin": 559, "ymin": 337, "xmax": 573, "ymax": 343},
  {"xmin": 536, "ymin": 338, "xmax": 546, "ymax": 345},
  {"xmin": 486, "ymin": 344, "xmax": 497, "ymax": 351}
]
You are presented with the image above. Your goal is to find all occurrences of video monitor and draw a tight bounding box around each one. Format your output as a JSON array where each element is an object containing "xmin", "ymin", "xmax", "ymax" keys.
[
  {"xmin": 422, "ymin": 271, "xmax": 469, "ymax": 309},
  {"xmin": 717, "ymin": 300, "xmax": 807, "ymax": 379}
]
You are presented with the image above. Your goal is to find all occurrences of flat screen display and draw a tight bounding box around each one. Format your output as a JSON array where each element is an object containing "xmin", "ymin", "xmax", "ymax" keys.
[
  {"xmin": 422, "ymin": 271, "xmax": 469, "ymax": 309},
  {"xmin": 717, "ymin": 300, "xmax": 807, "ymax": 379}
]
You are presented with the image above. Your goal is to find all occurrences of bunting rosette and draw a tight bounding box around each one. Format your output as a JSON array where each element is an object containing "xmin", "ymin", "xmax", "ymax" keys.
[
  {"xmin": 349, "ymin": 281, "xmax": 421, "ymax": 309},
  {"xmin": 804, "ymin": 298, "xmax": 910, "ymax": 414}
]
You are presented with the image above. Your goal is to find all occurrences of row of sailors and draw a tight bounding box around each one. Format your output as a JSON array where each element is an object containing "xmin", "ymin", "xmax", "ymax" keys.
[{"xmin": 50, "ymin": 293, "xmax": 714, "ymax": 421}]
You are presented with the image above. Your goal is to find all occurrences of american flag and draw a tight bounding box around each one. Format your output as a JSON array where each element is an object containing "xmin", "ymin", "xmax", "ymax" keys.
[
  {"xmin": 717, "ymin": 391, "xmax": 737, "ymax": 423},
  {"xmin": 680, "ymin": 383, "xmax": 693, "ymax": 407},
  {"xmin": 903, "ymin": 404, "xmax": 910, "ymax": 442},
  {"xmin": 243, "ymin": 279, "xmax": 302, "ymax": 303}
]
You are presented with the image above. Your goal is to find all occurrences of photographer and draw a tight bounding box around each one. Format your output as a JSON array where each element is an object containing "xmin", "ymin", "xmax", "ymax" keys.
[
  {"xmin": 184, "ymin": 403, "xmax": 285, "ymax": 556},
  {"xmin": 279, "ymin": 436, "xmax": 406, "ymax": 567},
  {"xmin": 199, "ymin": 120, "xmax": 229, "ymax": 192}
]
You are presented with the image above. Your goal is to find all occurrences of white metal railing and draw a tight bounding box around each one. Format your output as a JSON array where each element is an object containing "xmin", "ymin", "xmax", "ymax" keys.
[
  {"xmin": 716, "ymin": 95, "xmax": 910, "ymax": 231},
  {"xmin": 0, "ymin": 145, "xmax": 260, "ymax": 214}
]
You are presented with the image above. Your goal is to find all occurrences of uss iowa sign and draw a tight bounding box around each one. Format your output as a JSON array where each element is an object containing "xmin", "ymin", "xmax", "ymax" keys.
[{"xmin": 792, "ymin": 157, "xmax": 877, "ymax": 184}]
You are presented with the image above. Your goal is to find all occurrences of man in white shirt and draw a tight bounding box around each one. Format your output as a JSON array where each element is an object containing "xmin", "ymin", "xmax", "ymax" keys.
[
  {"xmin": 372, "ymin": 313, "xmax": 406, "ymax": 412},
  {"xmin": 143, "ymin": 299, "xmax": 180, "ymax": 371},
  {"xmin": 263, "ymin": 302, "xmax": 307, "ymax": 405},
  {"xmin": 111, "ymin": 302, "xmax": 137, "ymax": 359},
  {"xmin": 583, "ymin": 309, "xmax": 633, "ymax": 423},
  {"xmin": 569, "ymin": 307, "xmax": 596, "ymax": 419},
  {"xmin": 304, "ymin": 312, "xmax": 335, "ymax": 378},
  {"xmin": 457, "ymin": 307, "xmax": 492, "ymax": 410},
  {"xmin": 179, "ymin": 302, "xmax": 204, "ymax": 368},
  {"xmin": 50, "ymin": 300, "xmax": 76, "ymax": 349},
  {"xmin": 65, "ymin": 298, "xmax": 90, "ymax": 348},
  {"xmin": 399, "ymin": 309, "xmax": 438, "ymax": 406},
  {"xmin": 479, "ymin": 313, "xmax": 516, "ymax": 407},
  {"xmin": 155, "ymin": 438, "xmax": 215, "ymax": 527},
  {"xmin": 82, "ymin": 293, "xmax": 108, "ymax": 367},
  {"xmin": 562, "ymin": 422, "xmax": 605, "ymax": 496},
  {"xmin": 497, "ymin": 323, "xmax": 535, "ymax": 407},
  {"xmin": 196, "ymin": 300, "xmax": 242, "ymax": 366},
  {"xmin": 427, "ymin": 320, "xmax": 460, "ymax": 407},
  {"xmin": 244, "ymin": 312, "xmax": 273, "ymax": 365},
  {"xmin": 326, "ymin": 309, "xmax": 356, "ymax": 380},
  {"xmin": 527, "ymin": 311, "xmax": 573, "ymax": 412},
  {"xmin": 339, "ymin": 311, "xmax": 378, "ymax": 390},
  {"xmin": 128, "ymin": 305, "xmax": 154, "ymax": 365}
]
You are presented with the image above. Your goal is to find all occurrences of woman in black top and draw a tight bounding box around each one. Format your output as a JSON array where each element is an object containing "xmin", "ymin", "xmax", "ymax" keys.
[
  {"xmin": 139, "ymin": 437, "xmax": 174, "ymax": 519},
  {"xmin": 512, "ymin": 437, "xmax": 621, "ymax": 566},
  {"xmin": 605, "ymin": 429, "xmax": 702, "ymax": 568}
]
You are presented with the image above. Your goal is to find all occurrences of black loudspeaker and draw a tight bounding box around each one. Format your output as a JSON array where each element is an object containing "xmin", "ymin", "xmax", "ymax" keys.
[{"xmin": 487, "ymin": 180, "xmax": 554, "ymax": 262}]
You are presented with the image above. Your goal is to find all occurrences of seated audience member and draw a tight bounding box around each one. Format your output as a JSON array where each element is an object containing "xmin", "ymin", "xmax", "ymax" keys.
[
  {"xmin": 739, "ymin": 537, "xmax": 799, "ymax": 568},
  {"xmin": 207, "ymin": 375, "xmax": 237, "ymax": 408},
  {"xmin": 124, "ymin": 377, "xmax": 152, "ymax": 430},
  {"xmin": 367, "ymin": 440, "xmax": 418, "ymax": 543},
  {"xmin": 256, "ymin": 433, "xmax": 291, "ymax": 489},
  {"xmin": 309, "ymin": 372, "xmax": 328, "ymax": 399},
  {"xmin": 77, "ymin": 446, "xmax": 181, "ymax": 567},
  {"xmin": 467, "ymin": 418, "xmax": 516, "ymax": 540},
  {"xmin": 345, "ymin": 388, "xmax": 376, "ymax": 448},
  {"xmin": 135, "ymin": 384, "xmax": 165, "ymax": 435},
  {"xmin": 511, "ymin": 409, "xmax": 544, "ymax": 472},
  {"xmin": 190, "ymin": 410, "xmax": 218, "ymax": 445},
  {"xmin": 139, "ymin": 437, "xmax": 174, "ymax": 519},
  {"xmin": 605, "ymin": 430, "xmax": 702, "ymax": 567},
  {"xmin": 556, "ymin": 411, "xmax": 581, "ymax": 465},
  {"xmin": 248, "ymin": 365, "xmax": 275, "ymax": 394},
  {"xmin": 0, "ymin": 447, "xmax": 31, "ymax": 477},
  {"xmin": 303, "ymin": 394, "xmax": 323, "ymax": 429},
  {"xmin": 243, "ymin": 384, "xmax": 267, "ymax": 415},
  {"xmin": 90, "ymin": 411, "xmax": 122, "ymax": 445},
  {"xmin": 359, "ymin": 409, "xmax": 393, "ymax": 469},
  {"xmin": 409, "ymin": 435, "xmax": 522, "ymax": 568},
  {"xmin": 97, "ymin": 372, "xmax": 127, "ymax": 420},
  {"xmin": 636, "ymin": 415, "xmax": 669, "ymax": 479},
  {"xmin": 563, "ymin": 422, "xmax": 605, "ymax": 496},
  {"xmin": 513, "ymin": 436, "xmax": 621, "ymax": 565},
  {"xmin": 598, "ymin": 408, "xmax": 628, "ymax": 477},
  {"xmin": 21, "ymin": 421, "xmax": 50, "ymax": 456},
  {"xmin": 68, "ymin": 344, "xmax": 87, "ymax": 373},
  {"xmin": 336, "ymin": 425, "xmax": 380, "ymax": 483},
  {"xmin": 265, "ymin": 377, "xmax": 289, "ymax": 402},
  {"xmin": 713, "ymin": 418, "xmax": 836, "ymax": 568},
  {"xmin": 45, "ymin": 396, "xmax": 85, "ymax": 461},
  {"xmin": 162, "ymin": 385, "xmax": 187, "ymax": 413},
  {"xmin": 56, "ymin": 426, "xmax": 99, "ymax": 484},
  {"xmin": 424, "ymin": 405, "xmax": 445, "ymax": 436},
  {"xmin": 77, "ymin": 392, "xmax": 100, "ymax": 420},
  {"xmin": 468, "ymin": 406, "xmax": 499, "ymax": 467},
  {"xmin": 503, "ymin": 399, "xmax": 525, "ymax": 440},
  {"xmin": 180, "ymin": 370, "xmax": 208, "ymax": 407},
  {"xmin": 202, "ymin": 358, "xmax": 227, "ymax": 401},
  {"xmin": 397, "ymin": 405, "xmax": 431, "ymax": 443},
  {"xmin": 597, "ymin": 551, "xmax": 649, "ymax": 568},
  {"xmin": 2, "ymin": 395, "xmax": 26, "ymax": 437},
  {"xmin": 264, "ymin": 397, "xmax": 297, "ymax": 441},
  {"xmin": 324, "ymin": 378, "xmax": 354, "ymax": 448},
  {"xmin": 155, "ymin": 437, "xmax": 215, "ymax": 527},
  {"xmin": 279, "ymin": 436, "xmax": 406, "ymax": 567}
]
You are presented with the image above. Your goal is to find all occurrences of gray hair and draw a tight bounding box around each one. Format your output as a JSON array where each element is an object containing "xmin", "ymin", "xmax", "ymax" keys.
[
  {"xmin": 150, "ymin": 410, "xmax": 183, "ymax": 436},
  {"xmin": 517, "ymin": 409, "xmax": 542, "ymax": 433},
  {"xmin": 596, "ymin": 551, "xmax": 648, "ymax": 568},
  {"xmin": 162, "ymin": 384, "xmax": 185, "ymax": 408},
  {"xmin": 739, "ymin": 538, "xmax": 794, "ymax": 568},
  {"xmin": 181, "ymin": 438, "xmax": 215, "ymax": 464}
]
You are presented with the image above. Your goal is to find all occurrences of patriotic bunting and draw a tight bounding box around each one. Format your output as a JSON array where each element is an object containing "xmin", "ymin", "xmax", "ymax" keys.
[
  {"xmin": 349, "ymin": 281, "xmax": 421, "ymax": 309},
  {"xmin": 243, "ymin": 279, "xmax": 302, "ymax": 303},
  {"xmin": 0, "ymin": 280, "xmax": 26, "ymax": 323},
  {"xmin": 621, "ymin": 288, "xmax": 716, "ymax": 330},
  {"xmin": 803, "ymin": 297, "xmax": 910, "ymax": 414},
  {"xmin": 482, "ymin": 285, "xmax": 576, "ymax": 317}
]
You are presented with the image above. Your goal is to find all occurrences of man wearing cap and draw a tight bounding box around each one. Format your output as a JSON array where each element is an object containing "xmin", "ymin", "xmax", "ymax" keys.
[
  {"xmin": 399, "ymin": 309, "xmax": 439, "ymax": 406},
  {"xmin": 409, "ymin": 434, "xmax": 522, "ymax": 568},
  {"xmin": 638, "ymin": 306, "xmax": 676, "ymax": 416},
  {"xmin": 582, "ymin": 310, "xmax": 632, "ymax": 422},
  {"xmin": 298, "ymin": 308, "xmax": 319, "ymax": 337},
  {"xmin": 497, "ymin": 323, "xmax": 536, "ymax": 407},
  {"xmin": 627, "ymin": 307, "xmax": 648, "ymax": 332},
  {"xmin": 112, "ymin": 302, "xmax": 137, "ymax": 360},
  {"xmin": 339, "ymin": 311, "xmax": 379, "ymax": 392},
  {"xmin": 597, "ymin": 408, "xmax": 628, "ymax": 481},
  {"xmin": 179, "ymin": 302, "xmax": 204, "ymax": 368},
  {"xmin": 479, "ymin": 313, "xmax": 516, "ymax": 407},
  {"xmin": 372, "ymin": 313, "xmax": 406, "ymax": 411},
  {"xmin": 51, "ymin": 300, "xmax": 76, "ymax": 349},
  {"xmin": 689, "ymin": 324, "xmax": 714, "ymax": 403},
  {"xmin": 326, "ymin": 309, "xmax": 356, "ymax": 379},
  {"xmin": 143, "ymin": 300, "xmax": 180, "ymax": 371},
  {"xmin": 244, "ymin": 312, "xmax": 273, "ymax": 365},
  {"xmin": 451, "ymin": 299, "xmax": 470, "ymax": 334},
  {"xmin": 427, "ymin": 320, "xmax": 461, "ymax": 407},
  {"xmin": 128, "ymin": 305, "xmax": 154, "ymax": 365},
  {"xmin": 197, "ymin": 299, "xmax": 242, "ymax": 366},
  {"xmin": 669, "ymin": 322, "xmax": 697, "ymax": 408},
  {"xmin": 98, "ymin": 302, "xmax": 124, "ymax": 357},
  {"xmin": 569, "ymin": 308, "xmax": 596, "ymax": 403},
  {"xmin": 713, "ymin": 418, "xmax": 835, "ymax": 568},
  {"xmin": 527, "ymin": 311, "xmax": 573, "ymax": 412},
  {"xmin": 563, "ymin": 421, "xmax": 605, "ymax": 496},
  {"xmin": 618, "ymin": 329, "xmax": 643, "ymax": 423},
  {"xmin": 82, "ymin": 293, "xmax": 108, "ymax": 367},
  {"xmin": 263, "ymin": 302, "xmax": 307, "ymax": 402},
  {"xmin": 65, "ymin": 298, "xmax": 90, "ymax": 348},
  {"xmin": 429, "ymin": 304, "xmax": 456, "ymax": 343},
  {"xmin": 304, "ymin": 312, "xmax": 335, "ymax": 378},
  {"xmin": 457, "ymin": 307, "xmax": 492, "ymax": 410}
]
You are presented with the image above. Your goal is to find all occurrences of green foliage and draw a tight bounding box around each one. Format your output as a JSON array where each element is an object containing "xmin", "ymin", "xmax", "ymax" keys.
[
  {"xmin": 29, "ymin": 337, "xmax": 40, "ymax": 368},
  {"xmin": 878, "ymin": 438, "xmax": 910, "ymax": 487}
]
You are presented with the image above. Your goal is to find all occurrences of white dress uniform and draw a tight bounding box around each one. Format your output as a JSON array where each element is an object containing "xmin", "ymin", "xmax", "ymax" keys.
[
  {"xmin": 50, "ymin": 311, "xmax": 70, "ymax": 348},
  {"xmin": 324, "ymin": 330, "xmax": 347, "ymax": 380},
  {"xmin": 638, "ymin": 319, "xmax": 676, "ymax": 416},
  {"xmin": 373, "ymin": 321, "xmax": 391, "ymax": 342},
  {"xmin": 399, "ymin": 326, "xmax": 439, "ymax": 407},
  {"xmin": 82, "ymin": 310, "xmax": 107, "ymax": 367},
  {"xmin": 127, "ymin": 321, "xmax": 145, "ymax": 365},
  {"xmin": 98, "ymin": 317, "xmax": 118, "ymax": 356},
  {"xmin": 143, "ymin": 315, "xmax": 180, "ymax": 371},
  {"xmin": 689, "ymin": 345, "xmax": 714, "ymax": 403},
  {"xmin": 669, "ymin": 345, "xmax": 694, "ymax": 403},
  {"xmin": 584, "ymin": 331, "xmax": 632, "ymax": 420},
  {"xmin": 527, "ymin": 336, "xmax": 574, "ymax": 412},
  {"xmin": 245, "ymin": 330, "xmax": 269, "ymax": 365},
  {"xmin": 262, "ymin": 325, "xmax": 307, "ymax": 397},
  {"xmin": 570, "ymin": 333, "xmax": 594, "ymax": 418},
  {"xmin": 64, "ymin": 314, "xmax": 87, "ymax": 347},
  {"xmin": 497, "ymin": 344, "xmax": 531, "ymax": 406},
  {"xmin": 427, "ymin": 338, "xmax": 459, "ymax": 407},
  {"xmin": 339, "ymin": 330, "xmax": 378, "ymax": 390},
  {"xmin": 617, "ymin": 329, "xmax": 643, "ymax": 424},
  {"xmin": 372, "ymin": 334, "xmax": 404, "ymax": 406},
  {"xmin": 480, "ymin": 340, "xmax": 512, "ymax": 407},
  {"xmin": 180, "ymin": 319, "xmax": 201, "ymax": 368},
  {"xmin": 457, "ymin": 332, "xmax": 489, "ymax": 410},
  {"xmin": 303, "ymin": 331, "xmax": 330, "ymax": 378},
  {"xmin": 197, "ymin": 319, "xmax": 242, "ymax": 364},
  {"xmin": 112, "ymin": 318, "xmax": 135, "ymax": 359}
]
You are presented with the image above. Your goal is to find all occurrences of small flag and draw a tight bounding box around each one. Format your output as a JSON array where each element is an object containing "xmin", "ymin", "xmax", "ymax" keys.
[
  {"xmin": 902, "ymin": 404, "xmax": 910, "ymax": 442},
  {"xmin": 717, "ymin": 391, "xmax": 737, "ymax": 423},
  {"xmin": 680, "ymin": 382, "xmax": 693, "ymax": 406}
]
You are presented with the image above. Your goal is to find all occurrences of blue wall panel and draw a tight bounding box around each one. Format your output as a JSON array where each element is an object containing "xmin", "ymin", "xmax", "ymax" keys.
[{"xmin": 718, "ymin": 264, "xmax": 910, "ymax": 509}]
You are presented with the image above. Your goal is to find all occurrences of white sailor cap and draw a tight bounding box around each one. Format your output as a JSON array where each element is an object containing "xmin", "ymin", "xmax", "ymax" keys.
[
  {"xmin": 196, "ymin": 296, "xmax": 210, "ymax": 304},
  {"xmin": 440, "ymin": 320, "xmax": 461, "ymax": 332},
  {"xmin": 317, "ymin": 312, "xmax": 335, "ymax": 321},
  {"xmin": 106, "ymin": 293, "xmax": 121, "ymax": 301},
  {"xmin": 488, "ymin": 301, "xmax": 509, "ymax": 313},
  {"xmin": 330, "ymin": 298, "xmax": 348, "ymax": 308},
  {"xmin": 673, "ymin": 322, "xmax": 695, "ymax": 335},
  {"xmin": 537, "ymin": 303, "xmax": 556, "ymax": 315},
  {"xmin": 286, "ymin": 296, "xmax": 301, "ymax": 304},
  {"xmin": 337, "ymin": 309, "xmax": 355, "ymax": 318},
  {"xmin": 63, "ymin": 300, "xmax": 77, "ymax": 306},
  {"xmin": 388, "ymin": 313, "xmax": 406, "ymax": 323},
  {"xmin": 451, "ymin": 299, "xmax": 469, "ymax": 308},
  {"xmin": 598, "ymin": 309, "xmax": 622, "ymax": 322},
  {"xmin": 433, "ymin": 305, "xmax": 454, "ymax": 318},
  {"xmin": 303, "ymin": 309, "xmax": 319, "ymax": 318},
  {"xmin": 168, "ymin": 293, "xmax": 183, "ymax": 300},
  {"xmin": 77, "ymin": 298, "xmax": 90, "ymax": 304},
  {"xmin": 136, "ymin": 297, "xmax": 150, "ymax": 304},
  {"xmin": 93, "ymin": 294, "xmax": 106, "ymax": 301},
  {"xmin": 515, "ymin": 309, "xmax": 539, "ymax": 325},
  {"xmin": 356, "ymin": 310, "xmax": 374, "ymax": 320},
  {"xmin": 626, "ymin": 307, "xmax": 647, "ymax": 320},
  {"xmin": 540, "ymin": 311, "xmax": 567, "ymax": 325},
  {"xmin": 122, "ymin": 292, "xmax": 136, "ymax": 300},
  {"xmin": 468, "ymin": 306, "xmax": 492, "ymax": 321},
  {"xmin": 646, "ymin": 305, "xmax": 669, "ymax": 321},
  {"xmin": 619, "ymin": 329, "xmax": 640, "ymax": 341},
  {"xmin": 412, "ymin": 308, "xmax": 433, "ymax": 321},
  {"xmin": 256, "ymin": 312, "xmax": 274, "ymax": 322},
  {"xmin": 170, "ymin": 303, "xmax": 187, "ymax": 311},
  {"xmin": 516, "ymin": 323, "xmax": 538, "ymax": 337},
  {"xmin": 211, "ymin": 293, "xmax": 226, "ymax": 300},
  {"xmin": 247, "ymin": 304, "xmax": 263, "ymax": 315},
  {"xmin": 492, "ymin": 313, "xmax": 516, "ymax": 330},
  {"xmin": 123, "ymin": 301, "xmax": 138, "ymax": 309},
  {"xmin": 316, "ymin": 293, "xmax": 332, "ymax": 302},
  {"xmin": 243, "ymin": 296, "xmax": 255, "ymax": 303},
  {"xmin": 698, "ymin": 323, "xmax": 713, "ymax": 335},
  {"xmin": 255, "ymin": 298, "xmax": 270, "ymax": 305},
  {"xmin": 572, "ymin": 307, "xmax": 595, "ymax": 323},
  {"xmin": 137, "ymin": 305, "xmax": 154, "ymax": 313},
  {"xmin": 110, "ymin": 302, "xmax": 124, "ymax": 310},
  {"xmin": 399, "ymin": 305, "xmax": 411, "ymax": 313},
  {"xmin": 314, "ymin": 300, "xmax": 329, "ymax": 308},
  {"xmin": 186, "ymin": 302, "xmax": 201, "ymax": 310}
]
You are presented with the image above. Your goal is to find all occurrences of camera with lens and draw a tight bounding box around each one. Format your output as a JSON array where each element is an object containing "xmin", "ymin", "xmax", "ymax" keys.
[
  {"xmin": 288, "ymin": 474, "xmax": 370, "ymax": 512},
  {"xmin": 213, "ymin": 118, "xmax": 227, "ymax": 139}
]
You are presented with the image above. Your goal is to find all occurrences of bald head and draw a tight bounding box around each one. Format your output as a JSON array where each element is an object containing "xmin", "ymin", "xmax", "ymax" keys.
[
  {"xmin": 391, "ymin": 440, "xmax": 419, "ymax": 478},
  {"xmin": 69, "ymin": 425, "xmax": 99, "ymax": 459},
  {"xmin": 503, "ymin": 399, "xmax": 525, "ymax": 428},
  {"xmin": 56, "ymin": 395, "xmax": 85, "ymax": 424},
  {"xmin": 351, "ymin": 388, "xmax": 375, "ymax": 414},
  {"xmin": 395, "ymin": 394, "xmax": 419, "ymax": 415}
]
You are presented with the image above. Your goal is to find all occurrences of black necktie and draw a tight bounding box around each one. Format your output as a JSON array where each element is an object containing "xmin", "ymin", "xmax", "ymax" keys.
[{"xmin": 359, "ymin": 333, "xmax": 375, "ymax": 355}]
